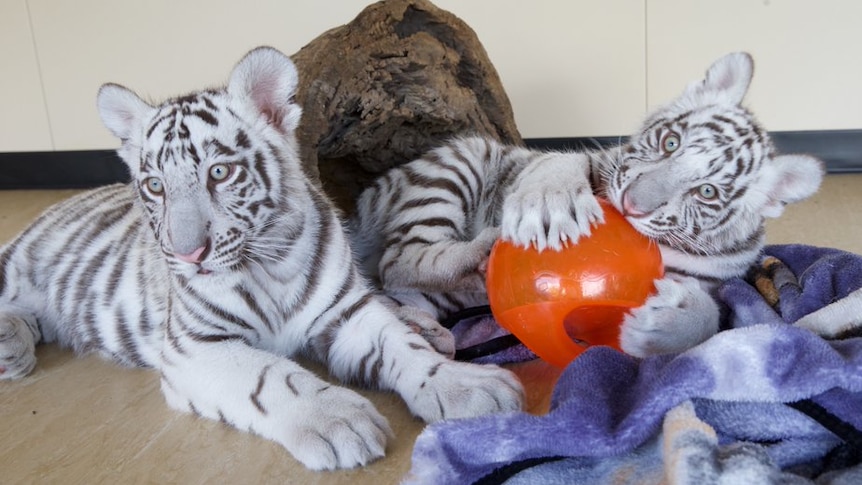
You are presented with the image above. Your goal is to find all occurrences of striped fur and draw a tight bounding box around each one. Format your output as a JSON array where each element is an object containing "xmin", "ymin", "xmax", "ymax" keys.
[
  {"xmin": 0, "ymin": 47, "xmax": 523, "ymax": 470},
  {"xmin": 350, "ymin": 52, "xmax": 824, "ymax": 357}
]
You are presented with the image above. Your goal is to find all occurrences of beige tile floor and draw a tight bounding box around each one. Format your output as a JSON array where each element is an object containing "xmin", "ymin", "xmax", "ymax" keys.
[{"xmin": 1, "ymin": 174, "xmax": 861, "ymax": 484}]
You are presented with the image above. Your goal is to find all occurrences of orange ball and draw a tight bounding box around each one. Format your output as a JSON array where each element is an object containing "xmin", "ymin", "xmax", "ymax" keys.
[{"xmin": 486, "ymin": 199, "xmax": 663, "ymax": 368}]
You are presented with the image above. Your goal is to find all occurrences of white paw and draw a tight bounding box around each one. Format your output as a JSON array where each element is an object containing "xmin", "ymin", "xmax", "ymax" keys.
[
  {"xmin": 408, "ymin": 361, "xmax": 524, "ymax": 422},
  {"xmin": 0, "ymin": 315, "xmax": 38, "ymax": 380},
  {"xmin": 282, "ymin": 385, "xmax": 391, "ymax": 470},
  {"xmin": 395, "ymin": 306, "xmax": 456, "ymax": 358},
  {"xmin": 501, "ymin": 181, "xmax": 603, "ymax": 252},
  {"xmin": 620, "ymin": 277, "xmax": 719, "ymax": 357}
]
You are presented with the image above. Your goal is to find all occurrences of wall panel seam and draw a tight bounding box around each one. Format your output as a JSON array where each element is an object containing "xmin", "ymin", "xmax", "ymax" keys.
[{"xmin": 25, "ymin": 0, "xmax": 55, "ymax": 150}]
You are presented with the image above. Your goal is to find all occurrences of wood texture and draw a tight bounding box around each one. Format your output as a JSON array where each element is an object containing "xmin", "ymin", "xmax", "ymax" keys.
[{"xmin": 291, "ymin": 0, "xmax": 522, "ymax": 211}]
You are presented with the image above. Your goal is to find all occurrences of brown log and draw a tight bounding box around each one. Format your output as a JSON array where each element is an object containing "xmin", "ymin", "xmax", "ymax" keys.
[{"xmin": 291, "ymin": 0, "xmax": 523, "ymax": 213}]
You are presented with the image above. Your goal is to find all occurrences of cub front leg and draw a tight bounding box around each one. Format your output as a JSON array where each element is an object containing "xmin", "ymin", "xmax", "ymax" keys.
[
  {"xmin": 380, "ymin": 226, "xmax": 500, "ymax": 294},
  {"xmin": 159, "ymin": 338, "xmax": 390, "ymax": 470},
  {"xmin": 322, "ymin": 298, "xmax": 524, "ymax": 423},
  {"xmin": 501, "ymin": 152, "xmax": 603, "ymax": 251},
  {"xmin": 620, "ymin": 276, "xmax": 720, "ymax": 357}
]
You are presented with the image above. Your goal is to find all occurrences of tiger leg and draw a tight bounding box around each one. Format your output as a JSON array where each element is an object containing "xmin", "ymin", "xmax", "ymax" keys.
[
  {"xmin": 158, "ymin": 336, "xmax": 391, "ymax": 470},
  {"xmin": 380, "ymin": 225, "xmax": 500, "ymax": 294},
  {"xmin": 0, "ymin": 308, "xmax": 40, "ymax": 380},
  {"xmin": 322, "ymin": 297, "xmax": 524, "ymax": 422}
]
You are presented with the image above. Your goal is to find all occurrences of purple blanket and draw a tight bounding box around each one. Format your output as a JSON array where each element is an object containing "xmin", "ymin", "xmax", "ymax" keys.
[{"xmin": 406, "ymin": 245, "xmax": 862, "ymax": 484}]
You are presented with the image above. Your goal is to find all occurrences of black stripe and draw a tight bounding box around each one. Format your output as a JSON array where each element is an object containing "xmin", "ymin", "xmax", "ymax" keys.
[
  {"xmin": 285, "ymin": 234, "xmax": 327, "ymax": 315},
  {"xmin": 211, "ymin": 139, "xmax": 236, "ymax": 157},
  {"xmin": 75, "ymin": 245, "xmax": 114, "ymax": 348},
  {"xmin": 399, "ymin": 196, "xmax": 454, "ymax": 211},
  {"xmin": 472, "ymin": 456, "xmax": 567, "ymax": 485},
  {"xmin": 192, "ymin": 109, "xmax": 218, "ymax": 126},
  {"xmin": 184, "ymin": 285, "xmax": 253, "ymax": 329},
  {"xmin": 311, "ymin": 292, "xmax": 374, "ymax": 359},
  {"xmin": 303, "ymin": 268, "xmax": 359, "ymax": 341},
  {"xmin": 185, "ymin": 331, "xmax": 249, "ymax": 344},
  {"xmin": 163, "ymin": 299, "xmax": 186, "ymax": 356},
  {"xmin": 146, "ymin": 109, "xmax": 177, "ymax": 140},
  {"xmin": 250, "ymin": 365, "xmax": 272, "ymax": 415},
  {"xmin": 104, "ymin": 220, "xmax": 141, "ymax": 299},
  {"xmin": 447, "ymin": 149, "xmax": 479, "ymax": 205},
  {"xmin": 115, "ymin": 306, "xmax": 148, "ymax": 367},
  {"xmin": 403, "ymin": 164, "xmax": 468, "ymax": 213},
  {"xmin": 137, "ymin": 257, "xmax": 158, "ymax": 339},
  {"xmin": 456, "ymin": 335, "xmax": 522, "ymax": 361},
  {"xmin": 789, "ymin": 399, "xmax": 862, "ymax": 450},
  {"xmin": 236, "ymin": 285, "xmax": 273, "ymax": 333},
  {"xmin": 253, "ymin": 150, "xmax": 272, "ymax": 194},
  {"xmin": 664, "ymin": 265, "xmax": 725, "ymax": 284},
  {"xmin": 356, "ymin": 339, "xmax": 384, "ymax": 384},
  {"xmin": 285, "ymin": 372, "xmax": 300, "ymax": 395},
  {"xmin": 0, "ymin": 238, "xmax": 22, "ymax": 296},
  {"xmin": 392, "ymin": 217, "xmax": 459, "ymax": 236},
  {"xmin": 235, "ymin": 130, "xmax": 250, "ymax": 149}
]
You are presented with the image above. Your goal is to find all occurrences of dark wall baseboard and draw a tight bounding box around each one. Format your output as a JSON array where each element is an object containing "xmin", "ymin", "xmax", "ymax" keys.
[
  {"xmin": 1, "ymin": 130, "xmax": 859, "ymax": 189},
  {"xmin": 0, "ymin": 150, "xmax": 132, "ymax": 189}
]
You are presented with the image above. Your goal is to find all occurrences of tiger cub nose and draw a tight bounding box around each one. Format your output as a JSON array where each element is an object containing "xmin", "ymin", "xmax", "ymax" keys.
[
  {"xmin": 174, "ymin": 242, "xmax": 210, "ymax": 264},
  {"xmin": 621, "ymin": 190, "xmax": 648, "ymax": 218}
]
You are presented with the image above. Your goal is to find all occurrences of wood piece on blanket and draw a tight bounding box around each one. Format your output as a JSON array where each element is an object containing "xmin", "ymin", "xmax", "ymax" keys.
[{"xmin": 662, "ymin": 400, "xmax": 794, "ymax": 484}]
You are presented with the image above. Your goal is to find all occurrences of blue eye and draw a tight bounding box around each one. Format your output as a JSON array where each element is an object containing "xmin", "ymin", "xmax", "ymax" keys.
[
  {"xmin": 145, "ymin": 177, "xmax": 164, "ymax": 194},
  {"xmin": 209, "ymin": 163, "xmax": 231, "ymax": 182},
  {"xmin": 698, "ymin": 183, "xmax": 718, "ymax": 199},
  {"xmin": 662, "ymin": 132, "xmax": 681, "ymax": 153}
]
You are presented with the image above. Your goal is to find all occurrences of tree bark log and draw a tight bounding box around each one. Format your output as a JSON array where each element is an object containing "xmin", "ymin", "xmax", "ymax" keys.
[{"xmin": 291, "ymin": 0, "xmax": 522, "ymax": 212}]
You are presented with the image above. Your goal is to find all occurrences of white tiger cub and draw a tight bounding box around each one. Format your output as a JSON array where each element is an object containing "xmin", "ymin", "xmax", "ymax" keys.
[
  {"xmin": 351, "ymin": 52, "xmax": 824, "ymax": 357},
  {"xmin": 0, "ymin": 47, "xmax": 523, "ymax": 470}
]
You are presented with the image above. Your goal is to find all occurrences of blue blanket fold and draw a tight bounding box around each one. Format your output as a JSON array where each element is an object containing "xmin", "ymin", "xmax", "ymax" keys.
[{"xmin": 406, "ymin": 244, "xmax": 862, "ymax": 484}]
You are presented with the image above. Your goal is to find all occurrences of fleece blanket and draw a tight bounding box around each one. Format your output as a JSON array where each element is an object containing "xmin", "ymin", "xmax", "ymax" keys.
[{"xmin": 406, "ymin": 244, "xmax": 862, "ymax": 484}]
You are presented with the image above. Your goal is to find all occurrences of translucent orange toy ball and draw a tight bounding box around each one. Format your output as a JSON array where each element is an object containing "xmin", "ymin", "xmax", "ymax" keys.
[{"xmin": 486, "ymin": 199, "xmax": 664, "ymax": 368}]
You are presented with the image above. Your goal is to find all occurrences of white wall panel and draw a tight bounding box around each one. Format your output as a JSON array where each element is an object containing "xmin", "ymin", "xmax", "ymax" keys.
[
  {"xmin": 3, "ymin": 1, "xmax": 861, "ymax": 153},
  {"xmin": 0, "ymin": 0, "xmax": 53, "ymax": 151},
  {"xmin": 27, "ymin": 0, "xmax": 371, "ymax": 150},
  {"xmin": 27, "ymin": 0, "xmax": 644, "ymax": 149},
  {"xmin": 437, "ymin": 0, "xmax": 646, "ymax": 138},
  {"xmin": 647, "ymin": 0, "xmax": 862, "ymax": 131}
]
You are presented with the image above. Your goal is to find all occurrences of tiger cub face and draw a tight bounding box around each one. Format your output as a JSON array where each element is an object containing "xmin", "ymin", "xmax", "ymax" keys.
[
  {"xmin": 606, "ymin": 52, "xmax": 823, "ymax": 255},
  {"xmin": 97, "ymin": 48, "xmax": 305, "ymax": 277}
]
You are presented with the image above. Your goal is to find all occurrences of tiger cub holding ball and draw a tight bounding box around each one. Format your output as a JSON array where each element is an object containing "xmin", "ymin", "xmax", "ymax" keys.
[{"xmin": 350, "ymin": 52, "xmax": 823, "ymax": 357}]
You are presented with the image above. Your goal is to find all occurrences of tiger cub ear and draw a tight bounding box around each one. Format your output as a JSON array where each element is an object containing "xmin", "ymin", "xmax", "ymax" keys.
[
  {"xmin": 685, "ymin": 52, "xmax": 754, "ymax": 107},
  {"xmin": 97, "ymin": 83, "xmax": 153, "ymax": 141},
  {"xmin": 228, "ymin": 46, "xmax": 302, "ymax": 134},
  {"xmin": 761, "ymin": 154, "xmax": 825, "ymax": 218}
]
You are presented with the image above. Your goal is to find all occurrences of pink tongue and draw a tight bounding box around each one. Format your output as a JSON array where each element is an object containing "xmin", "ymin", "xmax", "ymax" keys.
[{"xmin": 176, "ymin": 246, "xmax": 206, "ymax": 264}]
